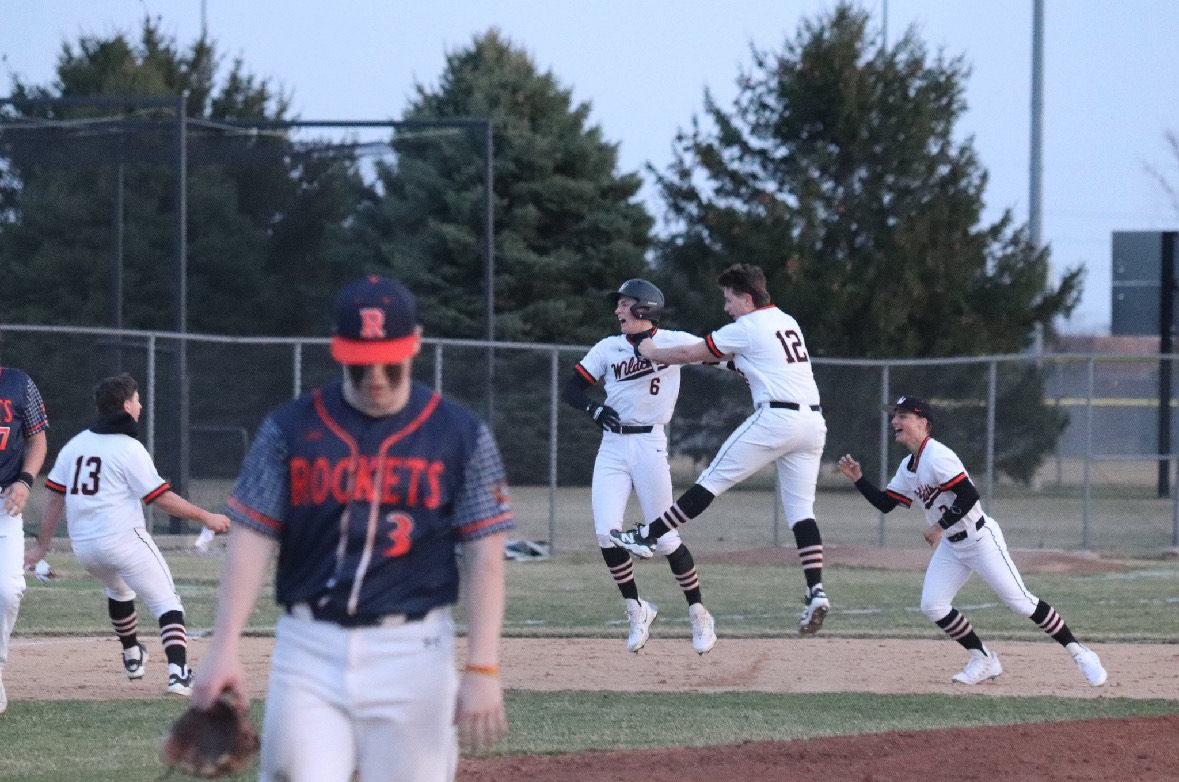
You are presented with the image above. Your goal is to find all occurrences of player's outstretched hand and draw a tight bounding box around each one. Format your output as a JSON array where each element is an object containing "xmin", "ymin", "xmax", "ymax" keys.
[
  {"xmin": 204, "ymin": 513, "xmax": 232, "ymax": 534},
  {"xmin": 587, "ymin": 403, "xmax": 621, "ymax": 432},
  {"xmin": 455, "ymin": 670, "xmax": 507, "ymax": 752},
  {"xmin": 837, "ymin": 454, "xmax": 862, "ymax": 482}
]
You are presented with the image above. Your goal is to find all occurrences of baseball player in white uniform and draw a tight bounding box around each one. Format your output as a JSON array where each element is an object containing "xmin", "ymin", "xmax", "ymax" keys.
[
  {"xmin": 25, "ymin": 373, "xmax": 230, "ymax": 696},
  {"xmin": 563, "ymin": 279, "xmax": 717, "ymax": 654},
  {"xmin": 837, "ymin": 395, "xmax": 1107, "ymax": 686},
  {"xmin": 612, "ymin": 264, "xmax": 831, "ymax": 635}
]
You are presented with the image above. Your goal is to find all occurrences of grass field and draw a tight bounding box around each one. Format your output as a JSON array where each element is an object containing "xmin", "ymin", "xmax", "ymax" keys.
[{"xmin": 4, "ymin": 496, "xmax": 1178, "ymax": 781}]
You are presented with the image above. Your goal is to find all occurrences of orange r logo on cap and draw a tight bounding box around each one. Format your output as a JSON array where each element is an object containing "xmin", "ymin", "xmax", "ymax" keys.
[{"xmin": 359, "ymin": 308, "xmax": 386, "ymax": 339}]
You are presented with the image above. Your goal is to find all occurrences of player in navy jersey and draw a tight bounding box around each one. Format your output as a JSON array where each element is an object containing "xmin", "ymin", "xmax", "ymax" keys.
[
  {"xmin": 192, "ymin": 276, "xmax": 514, "ymax": 782},
  {"xmin": 0, "ymin": 366, "xmax": 48, "ymax": 715}
]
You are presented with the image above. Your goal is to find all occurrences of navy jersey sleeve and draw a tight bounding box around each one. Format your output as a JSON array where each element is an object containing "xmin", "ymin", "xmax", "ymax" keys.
[
  {"xmin": 226, "ymin": 416, "xmax": 290, "ymax": 537},
  {"xmin": 452, "ymin": 423, "xmax": 514, "ymax": 541}
]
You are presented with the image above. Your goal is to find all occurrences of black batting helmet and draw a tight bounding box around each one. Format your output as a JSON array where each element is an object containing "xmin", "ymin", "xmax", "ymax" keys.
[{"xmin": 608, "ymin": 279, "xmax": 665, "ymax": 324}]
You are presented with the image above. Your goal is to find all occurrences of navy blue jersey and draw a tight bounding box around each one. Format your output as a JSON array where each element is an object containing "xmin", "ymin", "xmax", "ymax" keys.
[
  {"xmin": 227, "ymin": 380, "xmax": 513, "ymax": 619},
  {"xmin": 0, "ymin": 367, "xmax": 49, "ymax": 486}
]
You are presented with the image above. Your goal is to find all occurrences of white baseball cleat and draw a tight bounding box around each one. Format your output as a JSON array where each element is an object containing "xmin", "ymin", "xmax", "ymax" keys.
[
  {"xmin": 689, "ymin": 604, "xmax": 717, "ymax": 655},
  {"xmin": 167, "ymin": 663, "xmax": 194, "ymax": 696},
  {"xmin": 625, "ymin": 598, "xmax": 658, "ymax": 652},
  {"xmin": 952, "ymin": 648, "xmax": 1003, "ymax": 684},
  {"xmin": 1072, "ymin": 646, "xmax": 1108, "ymax": 686},
  {"xmin": 610, "ymin": 527, "xmax": 657, "ymax": 560},
  {"xmin": 799, "ymin": 586, "xmax": 830, "ymax": 636},
  {"xmin": 123, "ymin": 642, "xmax": 148, "ymax": 680}
]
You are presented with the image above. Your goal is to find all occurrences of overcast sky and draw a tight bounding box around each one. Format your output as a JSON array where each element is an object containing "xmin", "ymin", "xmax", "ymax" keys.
[{"xmin": 4, "ymin": 1, "xmax": 1179, "ymax": 334}]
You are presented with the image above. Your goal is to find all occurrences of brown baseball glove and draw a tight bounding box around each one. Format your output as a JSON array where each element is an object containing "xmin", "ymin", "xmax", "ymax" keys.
[{"xmin": 160, "ymin": 689, "xmax": 260, "ymax": 778}]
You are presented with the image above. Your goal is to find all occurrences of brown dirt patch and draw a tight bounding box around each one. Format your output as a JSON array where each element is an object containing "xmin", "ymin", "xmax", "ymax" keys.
[{"xmin": 7, "ymin": 635, "xmax": 1178, "ymax": 780}]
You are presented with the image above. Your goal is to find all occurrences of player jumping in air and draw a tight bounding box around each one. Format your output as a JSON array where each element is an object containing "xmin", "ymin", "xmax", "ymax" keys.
[
  {"xmin": 612, "ymin": 263, "xmax": 831, "ymax": 636},
  {"xmin": 564, "ymin": 279, "xmax": 717, "ymax": 654},
  {"xmin": 837, "ymin": 395, "xmax": 1107, "ymax": 686}
]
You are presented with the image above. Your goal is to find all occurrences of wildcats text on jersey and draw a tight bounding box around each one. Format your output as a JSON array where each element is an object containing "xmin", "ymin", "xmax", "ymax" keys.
[
  {"xmin": 610, "ymin": 356, "xmax": 668, "ymax": 382},
  {"xmin": 289, "ymin": 455, "xmax": 444, "ymax": 508}
]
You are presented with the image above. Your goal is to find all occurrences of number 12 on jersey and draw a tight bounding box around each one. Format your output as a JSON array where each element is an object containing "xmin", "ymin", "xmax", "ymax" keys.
[{"xmin": 775, "ymin": 330, "xmax": 809, "ymax": 363}]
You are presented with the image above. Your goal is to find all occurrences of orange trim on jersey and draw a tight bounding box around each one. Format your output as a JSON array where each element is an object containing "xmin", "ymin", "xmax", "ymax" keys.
[
  {"xmin": 45, "ymin": 478, "xmax": 67, "ymax": 495},
  {"xmin": 704, "ymin": 333, "xmax": 726, "ymax": 358},
  {"xmin": 26, "ymin": 419, "xmax": 48, "ymax": 436},
  {"xmin": 940, "ymin": 472, "xmax": 967, "ymax": 492},
  {"xmin": 313, "ymin": 389, "xmax": 361, "ymax": 455},
  {"xmin": 574, "ymin": 364, "xmax": 596, "ymax": 384},
  {"xmin": 142, "ymin": 483, "xmax": 171, "ymax": 504},
  {"xmin": 908, "ymin": 436, "xmax": 931, "ymax": 471},
  {"xmin": 227, "ymin": 496, "xmax": 282, "ymax": 532},
  {"xmin": 377, "ymin": 392, "xmax": 441, "ymax": 457},
  {"xmin": 885, "ymin": 489, "xmax": 912, "ymax": 507},
  {"xmin": 459, "ymin": 512, "xmax": 514, "ymax": 538}
]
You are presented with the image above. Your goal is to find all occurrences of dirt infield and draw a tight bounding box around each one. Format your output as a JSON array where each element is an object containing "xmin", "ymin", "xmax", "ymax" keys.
[{"xmin": 7, "ymin": 547, "xmax": 1176, "ymax": 780}]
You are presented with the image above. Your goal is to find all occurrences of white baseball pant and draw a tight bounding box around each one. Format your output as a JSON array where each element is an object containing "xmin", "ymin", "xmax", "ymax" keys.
[
  {"xmin": 71, "ymin": 527, "xmax": 184, "ymax": 617},
  {"xmin": 0, "ymin": 514, "xmax": 26, "ymax": 670},
  {"xmin": 697, "ymin": 406, "xmax": 826, "ymax": 525},
  {"xmin": 261, "ymin": 605, "xmax": 458, "ymax": 782},
  {"xmin": 591, "ymin": 429, "xmax": 682, "ymax": 556},
  {"xmin": 920, "ymin": 519, "xmax": 1039, "ymax": 620}
]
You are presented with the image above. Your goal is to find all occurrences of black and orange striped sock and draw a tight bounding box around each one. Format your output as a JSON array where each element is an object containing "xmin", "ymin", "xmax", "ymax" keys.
[
  {"xmin": 601, "ymin": 546, "xmax": 640, "ymax": 601},
  {"xmin": 1030, "ymin": 600, "xmax": 1078, "ymax": 647},
  {"xmin": 108, "ymin": 598, "xmax": 138, "ymax": 650},
  {"xmin": 935, "ymin": 609, "xmax": 985, "ymax": 652},
  {"xmin": 666, "ymin": 544, "xmax": 703, "ymax": 605},
  {"xmin": 158, "ymin": 610, "xmax": 188, "ymax": 668}
]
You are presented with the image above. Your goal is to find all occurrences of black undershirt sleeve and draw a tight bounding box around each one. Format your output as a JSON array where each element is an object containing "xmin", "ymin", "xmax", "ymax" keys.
[
  {"xmin": 852, "ymin": 477, "xmax": 901, "ymax": 514},
  {"xmin": 561, "ymin": 370, "xmax": 595, "ymax": 413},
  {"xmin": 936, "ymin": 475, "xmax": 981, "ymax": 529}
]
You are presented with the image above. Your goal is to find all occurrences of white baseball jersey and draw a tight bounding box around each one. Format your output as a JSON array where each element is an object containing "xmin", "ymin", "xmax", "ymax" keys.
[
  {"xmin": 884, "ymin": 437, "xmax": 989, "ymax": 536},
  {"xmin": 45, "ymin": 427, "xmax": 182, "ymax": 617},
  {"xmin": 696, "ymin": 306, "xmax": 826, "ymax": 525},
  {"xmin": 705, "ymin": 306, "xmax": 820, "ymax": 407},
  {"xmin": 47, "ymin": 429, "xmax": 170, "ymax": 542},
  {"xmin": 575, "ymin": 328, "xmax": 701, "ymax": 425},
  {"xmin": 883, "ymin": 436, "xmax": 1039, "ymax": 620}
]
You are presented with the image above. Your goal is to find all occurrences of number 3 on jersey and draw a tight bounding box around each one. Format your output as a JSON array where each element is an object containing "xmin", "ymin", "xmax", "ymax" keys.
[{"xmin": 382, "ymin": 511, "xmax": 415, "ymax": 557}]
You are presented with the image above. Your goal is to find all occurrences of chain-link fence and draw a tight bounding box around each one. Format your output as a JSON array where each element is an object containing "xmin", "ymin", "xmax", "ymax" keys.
[{"xmin": 3, "ymin": 322, "xmax": 1178, "ymax": 556}]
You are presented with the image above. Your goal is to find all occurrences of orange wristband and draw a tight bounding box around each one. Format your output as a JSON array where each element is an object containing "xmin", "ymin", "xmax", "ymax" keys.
[{"xmin": 464, "ymin": 663, "xmax": 499, "ymax": 677}]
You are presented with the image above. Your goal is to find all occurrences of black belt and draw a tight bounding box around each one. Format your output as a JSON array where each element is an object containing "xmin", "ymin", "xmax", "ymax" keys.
[
  {"xmin": 768, "ymin": 401, "xmax": 822, "ymax": 412},
  {"xmin": 947, "ymin": 519, "xmax": 985, "ymax": 543},
  {"xmin": 616, "ymin": 424, "xmax": 654, "ymax": 434},
  {"xmin": 286, "ymin": 602, "xmax": 429, "ymax": 628}
]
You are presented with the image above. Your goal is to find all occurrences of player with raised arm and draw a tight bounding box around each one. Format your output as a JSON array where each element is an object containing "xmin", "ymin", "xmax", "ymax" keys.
[
  {"xmin": 612, "ymin": 263, "xmax": 831, "ymax": 635},
  {"xmin": 837, "ymin": 395, "xmax": 1107, "ymax": 686},
  {"xmin": 25, "ymin": 373, "xmax": 230, "ymax": 696},
  {"xmin": 563, "ymin": 279, "xmax": 716, "ymax": 654},
  {"xmin": 0, "ymin": 365, "xmax": 48, "ymax": 715},
  {"xmin": 192, "ymin": 275, "xmax": 513, "ymax": 782}
]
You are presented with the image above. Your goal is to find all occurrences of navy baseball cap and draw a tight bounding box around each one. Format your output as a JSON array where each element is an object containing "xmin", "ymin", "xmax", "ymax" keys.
[
  {"xmin": 882, "ymin": 395, "xmax": 933, "ymax": 421},
  {"xmin": 330, "ymin": 275, "xmax": 420, "ymax": 365}
]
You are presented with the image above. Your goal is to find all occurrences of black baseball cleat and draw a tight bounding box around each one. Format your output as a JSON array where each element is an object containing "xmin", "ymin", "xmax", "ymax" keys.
[{"xmin": 610, "ymin": 527, "xmax": 657, "ymax": 559}]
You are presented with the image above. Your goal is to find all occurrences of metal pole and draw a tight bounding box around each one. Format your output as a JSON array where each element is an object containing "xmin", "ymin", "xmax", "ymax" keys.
[
  {"xmin": 292, "ymin": 342, "xmax": 302, "ymax": 399},
  {"xmin": 985, "ymin": 361, "xmax": 997, "ymax": 507},
  {"xmin": 549, "ymin": 348, "xmax": 559, "ymax": 554},
  {"xmin": 174, "ymin": 92, "xmax": 190, "ymax": 531},
  {"xmin": 484, "ymin": 120, "xmax": 495, "ymax": 426},
  {"xmin": 146, "ymin": 334, "xmax": 157, "ymax": 533},
  {"xmin": 878, "ymin": 364, "xmax": 890, "ymax": 546},
  {"xmin": 1082, "ymin": 357, "xmax": 1094, "ymax": 550},
  {"xmin": 433, "ymin": 342, "xmax": 443, "ymax": 392},
  {"xmin": 114, "ymin": 159, "xmax": 125, "ymax": 372},
  {"xmin": 1159, "ymin": 231, "xmax": 1176, "ymax": 497},
  {"xmin": 1030, "ymin": 0, "xmax": 1045, "ymax": 355}
]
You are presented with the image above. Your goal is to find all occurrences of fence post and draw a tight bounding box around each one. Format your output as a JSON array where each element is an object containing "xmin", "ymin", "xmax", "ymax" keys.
[
  {"xmin": 434, "ymin": 343, "xmax": 444, "ymax": 392},
  {"xmin": 292, "ymin": 342, "xmax": 302, "ymax": 399},
  {"xmin": 1082, "ymin": 357, "xmax": 1095, "ymax": 550},
  {"xmin": 985, "ymin": 360, "xmax": 997, "ymax": 508},
  {"xmin": 878, "ymin": 364, "xmax": 890, "ymax": 546},
  {"xmin": 549, "ymin": 347, "xmax": 560, "ymax": 554}
]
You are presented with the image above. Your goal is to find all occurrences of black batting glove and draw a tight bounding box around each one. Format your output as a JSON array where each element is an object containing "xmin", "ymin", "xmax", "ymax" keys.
[{"xmin": 586, "ymin": 403, "xmax": 621, "ymax": 432}]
